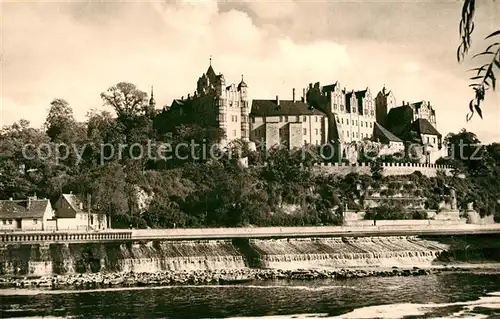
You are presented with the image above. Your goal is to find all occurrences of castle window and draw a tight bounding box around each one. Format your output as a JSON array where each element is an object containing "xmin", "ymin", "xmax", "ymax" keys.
[
  {"xmin": 361, "ymin": 122, "xmax": 363, "ymax": 127},
  {"xmin": 352, "ymin": 132, "xmax": 355, "ymax": 137},
  {"xmin": 337, "ymin": 118, "xmax": 340, "ymax": 123},
  {"xmin": 2, "ymin": 220, "xmax": 5, "ymax": 225},
  {"xmin": 346, "ymin": 119, "xmax": 349, "ymax": 125},
  {"xmin": 355, "ymin": 120, "xmax": 357, "ymax": 126},
  {"xmin": 285, "ymin": 116, "xmax": 288, "ymax": 122},
  {"xmin": 8, "ymin": 219, "xmax": 12, "ymax": 224},
  {"xmin": 252, "ymin": 118, "xmax": 255, "ymax": 123},
  {"xmin": 334, "ymin": 104, "xmax": 337, "ymax": 110},
  {"xmin": 279, "ymin": 116, "xmax": 283, "ymax": 122},
  {"xmin": 369, "ymin": 122, "xmax": 372, "ymax": 128},
  {"xmin": 303, "ymin": 128, "xmax": 307, "ymax": 135},
  {"xmin": 433, "ymin": 137, "xmax": 436, "ymax": 144},
  {"xmin": 340, "ymin": 105, "xmax": 344, "ymax": 111},
  {"xmin": 315, "ymin": 116, "xmax": 318, "ymax": 122},
  {"xmin": 233, "ymin": 130, "xmax": 237, "ymax": 137},
  {"xmin": 33, "ymin": 219, "xmax": 38, "ymax": 224},
  {"xmin": 356, "ymin": 132, "xmax": 359, "ymax": 138},
  {"xmin": 341, "ymin": 118, "xmax": 344, "ymax": 124},
  {"xmin": 361, "ymin": 133, "xmax": 363, "ymax": 138},
  {"xmin": 315, "ymin": 128, "xmax": 318, "ymax": 135},
  {"xmin": 370, "ymin": 110, "xmax": 374, "ymax": 116},
  {"xmin": 303, "ymin": 116, "xmax": 307, "ymax": 122},
  {"xmin": 347, "ymin": 131, "xmax": 350, "ymax": 136},
  {"xmin": 296, "ymin": 116, "xmax": 300, "ymax": 122},
  {"xmin": 304, "ymin": 140, "xmax": 307, "ymax": 145}
]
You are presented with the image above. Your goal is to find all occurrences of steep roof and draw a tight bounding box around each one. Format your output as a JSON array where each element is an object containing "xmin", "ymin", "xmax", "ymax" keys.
[
  {"xmin": 322, "ymin": 82, "xmax": 339, "ymax": 93},
  {"xmin": 373, "ymin": 122, "xmax": 403, "ymax": 143},
  {"xmin": 355, "ymin": 90, "xmax": 367, "ymax": 100},
  {"xmin": 206, "ymin": 65, "xmax": 217, "ymax": 84},
  {"xmin": 251, "ymin": 99, "xmax": 326, "ymax": 117},
  {"xmin": 411, "ymin": 118, "xmax": 441, "ymax": 137},
  {"xmin": 0, "ymin": 199, "xmax": 50, "ymax": 219}
]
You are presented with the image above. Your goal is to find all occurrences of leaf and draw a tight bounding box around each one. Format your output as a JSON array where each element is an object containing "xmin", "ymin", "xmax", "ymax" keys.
[
  {"xmin": 495, "ymin": 58, "xmax": 500, "ymax": 70},
  {"xmin": 472, "ymin": 51, "xmax": 495, "ymax": 58},
  {"xmin": 466, "ymin": 111, "xmax": 474, "ymax": 122},
  {"xmin": 474, "ymin": 104, "xmax": 483, "ymax": 119},
  {"xmin": 470, "ymin": 76, "xmax": 483, "ymax": 80},
  {"xmin": 469, "ymin": 100, "xmax": 474, "ymax": 113},
  {"xmin": 485, "ymin": 30, "xmax": 500, "ymax": 40}
]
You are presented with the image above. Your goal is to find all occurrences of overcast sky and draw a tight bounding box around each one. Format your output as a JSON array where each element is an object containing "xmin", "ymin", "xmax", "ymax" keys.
[{"xmin": 1, "ymin": 0, "xmax": 499, "ymax": 142}]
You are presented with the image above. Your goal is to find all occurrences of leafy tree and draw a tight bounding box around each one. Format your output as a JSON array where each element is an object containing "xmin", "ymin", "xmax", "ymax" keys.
[{"xmin": 457, "ymin": 0, "xmax": 499, "ymax": 119}]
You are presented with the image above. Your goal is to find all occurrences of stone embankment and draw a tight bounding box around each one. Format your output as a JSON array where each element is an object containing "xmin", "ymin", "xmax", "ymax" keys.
[{"xmin": 0, "ymin": 266, "xmax": 479, "ymax": 291}]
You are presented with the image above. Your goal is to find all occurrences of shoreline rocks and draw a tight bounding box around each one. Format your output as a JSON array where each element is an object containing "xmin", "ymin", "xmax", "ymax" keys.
[{"xmin": 0, "ymin": 265, "xmax": 491, "ymax": 291}]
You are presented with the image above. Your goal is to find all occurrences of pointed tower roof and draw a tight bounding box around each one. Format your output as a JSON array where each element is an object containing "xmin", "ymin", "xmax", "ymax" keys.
[
  {"xmin": 149, "ymin": 86, "xmax": 155, "ymax": 106},
  {"xmin": 238, "ymin": 74, "xmax": 247, "ymax": 89},
  {"xmin": 206, "ymin": 55, "xmax": 217, "ymax": 84}
]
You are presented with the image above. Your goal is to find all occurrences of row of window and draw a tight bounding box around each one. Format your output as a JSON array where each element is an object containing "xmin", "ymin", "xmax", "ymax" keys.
[
  {"xmin": 304, "ymin": 128, "xmax": 321, "ymax": 136},
  {"xmin": 1, "ymin": 219, "xmax": 38, "ymax": 225},
  {"xmin": 342, "ymin": 131, "xmax": 369, "ymax": 139},
  {"xmin": 253, "ymin": 128, "xmax": 322, "ymax": 138},
  {"xmin": 338, "ymin": 118, "xmax": 373, "ymax": 128},
  {"xmin": 304, "ymin": 140, "xmax": 322, "ymax": 146},
  {"xmin": 333, "ymin": 104, "xmax": 375, "ymax": 116},
  {"xmin": 251, "ymin": 116, "xmax": 322, "ymax": 123}
]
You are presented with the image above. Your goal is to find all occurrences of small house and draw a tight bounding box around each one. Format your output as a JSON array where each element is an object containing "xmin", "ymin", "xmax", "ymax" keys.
[
  {"xmin": 0, "ymin": 196, "xmax": 56, "ymax": 231},
  {"xmin": 53, "ymin": 193, "xmax": 108, "ymax": 231}
]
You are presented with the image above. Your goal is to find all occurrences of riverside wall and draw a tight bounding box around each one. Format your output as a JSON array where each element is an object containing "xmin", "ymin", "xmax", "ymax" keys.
[
  {"xmin": 2, "ymin": 234, "xmax": 500, "ymax": 282},
  {"xmin": 312, "ymin": 162, "xmax": 454, "ymax": 177},
  {"xmin": 3, "ymin": 224, "xmax": 500, "ymax": 244}
]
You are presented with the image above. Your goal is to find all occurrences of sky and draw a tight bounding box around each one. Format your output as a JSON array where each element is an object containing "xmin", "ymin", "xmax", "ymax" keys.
[{"xmin": 1, "ymin": 0, "xmax": 500, "ymax": 142}]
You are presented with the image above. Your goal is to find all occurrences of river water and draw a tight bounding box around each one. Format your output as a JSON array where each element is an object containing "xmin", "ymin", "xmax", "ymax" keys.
[{"xmin": 1, "ymin": 272, "xmax": 500, "ymax": 318}]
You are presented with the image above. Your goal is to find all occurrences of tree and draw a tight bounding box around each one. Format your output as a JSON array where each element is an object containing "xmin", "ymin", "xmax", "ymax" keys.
[
  {"xmin": 457, "ymin": 0, "xmax": 500, "ymax": 120},
  {"xmin": 100, "ymin": 82, "xmax": 149, "ymax": 119}
]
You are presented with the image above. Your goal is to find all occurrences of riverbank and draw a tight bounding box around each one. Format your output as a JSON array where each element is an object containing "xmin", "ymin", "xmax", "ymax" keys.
[{"xmin": 2, "ymin": 263, "xmax": 500, "ymax": 291}]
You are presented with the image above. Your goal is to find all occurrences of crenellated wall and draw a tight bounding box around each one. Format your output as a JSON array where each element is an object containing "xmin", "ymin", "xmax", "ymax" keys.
[{"xmin": 312, "ymin": 162, "xmax": 454, "ymax": 177}]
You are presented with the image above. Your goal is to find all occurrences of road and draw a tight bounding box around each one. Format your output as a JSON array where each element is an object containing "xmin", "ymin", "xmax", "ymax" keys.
[{"xmin": 131, "ymin": 224, "xmax": 500, "ymax": 240}]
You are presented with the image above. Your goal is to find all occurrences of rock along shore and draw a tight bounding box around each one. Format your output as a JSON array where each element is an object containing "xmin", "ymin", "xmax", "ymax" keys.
[{"xmin": 0, "ymin": 265, "xmax": 490, "ymax": 291}]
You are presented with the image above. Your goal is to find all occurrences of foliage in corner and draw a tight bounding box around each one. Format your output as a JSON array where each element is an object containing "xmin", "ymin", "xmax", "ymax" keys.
[{"xmin": 457, "ymin": 0, "xmax": 500, "ymax": 120}]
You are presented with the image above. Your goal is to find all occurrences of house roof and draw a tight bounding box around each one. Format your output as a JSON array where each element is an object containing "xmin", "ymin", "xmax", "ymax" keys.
[
  {"xmin": 55, "ymin": 194, "xmax": 86, "ymax": 218},
  {"xmin": 251, "ymin": 99, "xmax": 326, "ymax": 117},
  {"xmin": 374, "ymin": 122, "xmax": 403, "ymax": 142},
  {"xmin": 411, "ymin": 118, "xmax": 441, "ymax": 137},
  {"xmin": 322, "ymin": 82, "xmax": 339, "ymax": 93},
  {"xmin": 355, "ymin": 90, "xmax": 368, "ymax": 100},
  {"xmin": 0, "ymin": 199, "xmax": 50, "ymax": 219}
]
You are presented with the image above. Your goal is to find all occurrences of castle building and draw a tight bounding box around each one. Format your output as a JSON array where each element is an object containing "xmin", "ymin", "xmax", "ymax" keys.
[
  {"xmin": 374, "ymin": 86, "xmax": 443, "ymax": 163},
  {"xmin": 305, "ymin": 81, "xmax": 376, "ymax": 143},
  {"xmin": 250, "ymin": 89, "xmax": 328, "ymax": 150},
  {"xmin": 162, "ymin": 58, "xmax": 249, "ymax": 146}
]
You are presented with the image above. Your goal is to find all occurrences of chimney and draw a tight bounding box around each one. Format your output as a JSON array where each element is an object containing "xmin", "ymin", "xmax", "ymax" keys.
[
  {"xmin": 69, "ymin": 190, "xmax": 73, "ymax": 195},
  {"xmin": 27, "ymin": 197, "xmax": 32, "ymax": 210},
  {"xmin": 292, "ymin": 88, "xmax": 296, "ymax": 102},
  {"xmin": 276, "ymin": 95, "xmax": 280, "ymax": 106}
]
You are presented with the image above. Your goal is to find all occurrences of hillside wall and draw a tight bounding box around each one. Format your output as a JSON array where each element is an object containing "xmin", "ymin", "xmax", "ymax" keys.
[{"xmin": 312, "ymin": 162, "xmax": 454, "ymax": 177}]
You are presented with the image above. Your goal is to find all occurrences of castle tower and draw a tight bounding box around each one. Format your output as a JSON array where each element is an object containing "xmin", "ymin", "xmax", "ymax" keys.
[
  {"xmin": 375, "ymin": 85, "xmax": 395, "ymax": 126},
  {"xmin": 149, "ymin": 86, "xmax": 156, "ymax": 108},
  {"xmin": 238, "ymin": 75, "xmax": 249, "ymax": 142}
]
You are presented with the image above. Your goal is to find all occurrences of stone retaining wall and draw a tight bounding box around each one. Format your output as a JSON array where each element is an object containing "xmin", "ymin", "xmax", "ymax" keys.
[{"xmin": 312, "ymin": 162, "xmax": 454, "ymax": 177}]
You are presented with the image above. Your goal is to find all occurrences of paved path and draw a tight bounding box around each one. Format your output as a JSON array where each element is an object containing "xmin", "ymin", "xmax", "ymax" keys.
[{"xmin": 131, "ymin": 224, "xmax": 500, "ymax": 240}]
